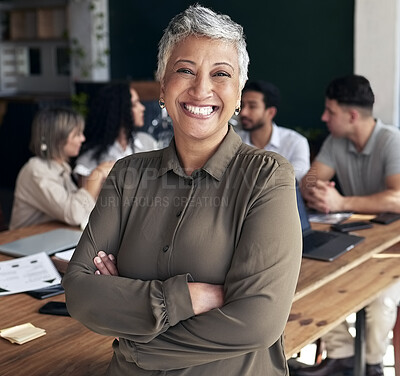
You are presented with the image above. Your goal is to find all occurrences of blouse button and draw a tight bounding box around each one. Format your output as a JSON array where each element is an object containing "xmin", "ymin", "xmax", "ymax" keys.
[{"xmin": 163, "ymin": 245, "xmax": 169, "ymax": 253}]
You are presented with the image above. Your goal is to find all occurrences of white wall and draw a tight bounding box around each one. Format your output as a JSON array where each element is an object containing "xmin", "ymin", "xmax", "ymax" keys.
[
  {"xmin": 68, "ymin": 0, "xmax": 109, "ymax": 82},
  {"xmin": 354, "ymin": 0, "xmax": 400, "ymax": 126}
]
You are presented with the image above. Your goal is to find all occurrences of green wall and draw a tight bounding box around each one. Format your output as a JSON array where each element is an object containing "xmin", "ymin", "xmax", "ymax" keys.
[{"xmin": 109, "ymin": 0, "xmax": 354, "ymax": 138}]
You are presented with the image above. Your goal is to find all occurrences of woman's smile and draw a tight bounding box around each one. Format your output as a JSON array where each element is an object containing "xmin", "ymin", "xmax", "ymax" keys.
[
  {"xmin": 182, "ymin": 103, "xmax": 217, "ymax": 117},
  {"xmin": 161, "ymin": 35, "xmax": 240, "ymax": 144}
]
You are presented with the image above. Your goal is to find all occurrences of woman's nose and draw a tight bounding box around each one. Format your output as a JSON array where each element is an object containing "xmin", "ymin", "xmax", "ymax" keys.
[{"xmin": 188, "ymin": 73, "xmax": 212, "ymax": 99}]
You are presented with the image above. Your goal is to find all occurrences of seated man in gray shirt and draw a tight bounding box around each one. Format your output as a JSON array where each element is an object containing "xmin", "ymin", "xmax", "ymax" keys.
[
  {"xmin": 298, "ymin": 75, "xmax": 400, "ymax": 376},
  {"xmin": 237, "ymin": 80, "xmax": 310, "ymax": 181}
]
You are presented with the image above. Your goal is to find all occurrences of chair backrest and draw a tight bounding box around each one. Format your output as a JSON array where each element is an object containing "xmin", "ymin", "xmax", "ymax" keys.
[
  {"xmin": 0, "ymin": 101, "xmax": 37, "ymax": 230},
  {"xmin": 0, "ymin": 187, "xmax": 14, "ymax": 230},
  {"xmin": 0, "ymin": 101, "xmax": 37, "ymax": 190},
  {"xmin": 0, "ymin": 205, "xmax": 7, "ymax": 231}
]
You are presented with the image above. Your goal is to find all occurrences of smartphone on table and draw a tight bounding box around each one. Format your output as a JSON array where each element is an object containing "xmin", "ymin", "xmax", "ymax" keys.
[
  {"xmin": 39, "ymin": 301, "xmax": 70, "ymax": 316},
  {"xmin": 331, "ymin": 221, "xmax": 373, "ymax": 233}
]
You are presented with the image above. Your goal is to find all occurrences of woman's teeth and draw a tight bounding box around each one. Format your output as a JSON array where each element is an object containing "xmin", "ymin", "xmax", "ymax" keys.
[{"xmin": 185, "ymin": 104, "xmax": 214, "ymax": 116}]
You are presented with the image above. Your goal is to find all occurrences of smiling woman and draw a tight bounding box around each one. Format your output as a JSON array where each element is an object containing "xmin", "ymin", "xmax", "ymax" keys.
[
  {"xmin": 160, "ymin": 36, "xmax": 241, "ymax": 173},
  {"xmin": 63, "ymin": 5, "xmax": 302, "ymax": 376}
]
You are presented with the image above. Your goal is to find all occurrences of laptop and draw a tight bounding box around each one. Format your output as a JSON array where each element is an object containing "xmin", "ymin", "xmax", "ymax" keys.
[
  {"xmin": 296, "ymin": 185, "xmax": 364, "ymax": 261},
  {"xmin": 0, "ymin": 228, "xmax": 82, "ymax": 258}
]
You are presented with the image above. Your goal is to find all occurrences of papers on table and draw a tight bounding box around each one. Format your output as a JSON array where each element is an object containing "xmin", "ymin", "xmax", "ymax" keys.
[
  {"xmin": 0, "ymin": 323, "xmax": 46, "ymax": 344},
  {"xmin": 54, "ymin": 249, "xmax": 75, "ymax": 261},
  {"xmin": 308, "ymin": 212, "xmax": 353, "ymax": 224},
  {"xmin": 0, "ymin": 252, "xmax": 61, "ymax": 296}
]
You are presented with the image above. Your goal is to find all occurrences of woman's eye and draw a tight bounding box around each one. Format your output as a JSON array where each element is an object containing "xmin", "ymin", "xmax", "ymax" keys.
[
  {"xmin": 214, "ymin": 72, "xmax": 231, "ymax": 78},
  {"xmin": 177, "ymin": 68, "xmax": 193, "ymax": 75}
]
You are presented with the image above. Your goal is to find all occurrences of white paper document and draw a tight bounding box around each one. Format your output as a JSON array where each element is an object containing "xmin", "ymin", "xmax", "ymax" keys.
[
  {"xmin": 0, "ymin": 252, "xmax": 61, "ymax": 296},
  {"xmin": 308, "ymin": 212, "xmax": 353, "ymax": 224},
  {"xmin": 54, "ymin": 249, "xmax": 75, "ymax": 261}
]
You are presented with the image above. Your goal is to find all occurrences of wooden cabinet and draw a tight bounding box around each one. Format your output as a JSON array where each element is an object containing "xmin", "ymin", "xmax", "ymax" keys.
[
  {"xmin": 0, "ymin": 1, "xmax": 69, "ymax": 94},
  {"xmin": 8, "ymin": 6, "xmax": 67, "ymax": 41},
  {"xmin": 36, "ymin": 7, "xmax": 67, "ymax": 39},
  {"xmin": 9, "ymin": 9, "xmax": 37, "ymax": 40},
  {"xmin": 1, "ymin": 2, "xmax": 67, "ymax": 42}
]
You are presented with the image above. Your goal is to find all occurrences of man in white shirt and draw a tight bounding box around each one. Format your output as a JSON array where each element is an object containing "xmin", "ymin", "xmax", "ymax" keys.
[{"xmin": 238, "ymin": 80, "xmax": 310, "ymax": 181}]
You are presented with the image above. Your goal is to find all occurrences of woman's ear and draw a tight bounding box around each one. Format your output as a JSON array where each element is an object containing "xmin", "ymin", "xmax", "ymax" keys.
[
  {"xmin": 160, "ymin": 83, "xmax": 165, "ymax": 100},
  {"xmin": 236, "ymin": 92, "xmax": 242, "ymax": 109}
]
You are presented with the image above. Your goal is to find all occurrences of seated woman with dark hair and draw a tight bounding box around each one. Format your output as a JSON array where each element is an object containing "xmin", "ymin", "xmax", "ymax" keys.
[
  {"xmin": 10, "ymin": 107, "xmax": 113, "ymax": 230},
  {"xmin": 73, "ymin": 82, "xmax": 158, "ymax": 181}
]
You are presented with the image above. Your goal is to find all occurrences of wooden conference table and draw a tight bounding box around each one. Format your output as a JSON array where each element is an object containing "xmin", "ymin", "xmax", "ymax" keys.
[
  {"xmin": 285, "ymin": 215, "xmax": 400, "ymax": 357},
  {"xmin": 1, "ymin": 219, "xmax": 400, "ymax": 375}
]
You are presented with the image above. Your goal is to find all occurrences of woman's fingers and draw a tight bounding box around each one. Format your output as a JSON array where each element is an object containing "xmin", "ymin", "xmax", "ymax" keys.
[{"xmin": 94, "ymin": 251, "xmax": 119, "ymax": 275}]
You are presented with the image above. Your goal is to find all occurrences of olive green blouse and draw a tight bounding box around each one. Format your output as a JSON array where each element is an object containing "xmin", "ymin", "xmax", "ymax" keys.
[{"xmin": 63, "ymin": 126, "xmax": 302, "ymax": 375}]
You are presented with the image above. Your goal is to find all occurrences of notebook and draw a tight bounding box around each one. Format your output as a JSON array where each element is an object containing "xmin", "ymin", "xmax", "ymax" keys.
[
  {"xmin": 0, "ymin": 229, "xmax": 82, "ymax": 258},
  {"xmin": 296, "ymin": 185, "xmax": 364, "ymax": 261}
]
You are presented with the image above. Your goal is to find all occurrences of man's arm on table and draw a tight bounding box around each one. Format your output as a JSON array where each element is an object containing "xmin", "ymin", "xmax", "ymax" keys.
[
  {"xmin": 339, "ymin": 174, "xmax": 400, "ymax": 213},
  {"xmin": 300, "ymin": 161, "xmax": 400, "ymax": 214},
  {"xmin": 300, "ymin": 161, "xmax": 335, "ymax": 205}
]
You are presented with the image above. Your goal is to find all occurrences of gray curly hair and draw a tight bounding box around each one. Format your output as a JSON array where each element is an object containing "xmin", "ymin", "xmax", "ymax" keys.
[{"xmin": 156, "ymin": 4, "xmax": 249, "ymax": 91}]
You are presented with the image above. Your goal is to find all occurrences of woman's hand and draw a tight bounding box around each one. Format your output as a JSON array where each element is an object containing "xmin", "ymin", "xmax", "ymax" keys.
[
  {"xmin": 93, "ymin": 253, "xmax": 223, "ymax": 316},
  {"xmin": 93, "ymin": 251, "xmax": 120, "ymax": 342},
  {"xmin": 84, "ymin": 161, "xmax": 115, "ymax": 199},
  {"xmin": 93, "ymin": 253, "xmax": 224, "ymax": 315},
  {"xmin": 94, "ymin": 251, "xmax": 119, "ymax": 276},
  {"xmin": 93, "ymin": 161, "xmax": 115, "ymax": 180},
  {"xmin": 188, "ymin": 282, "xmax": 224, "ymax": 315}
]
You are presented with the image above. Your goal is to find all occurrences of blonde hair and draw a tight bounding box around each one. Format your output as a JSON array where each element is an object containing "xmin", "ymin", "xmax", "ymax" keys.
[{"xmin": 30, "ymin": 108, "xmax": 84, "ymax": 161}]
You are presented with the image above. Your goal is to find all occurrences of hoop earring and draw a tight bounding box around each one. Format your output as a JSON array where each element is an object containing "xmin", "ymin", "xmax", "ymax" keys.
[
  {"xmin": 159, "ymin": 98, "xmax": 165, "ymax": 109},
  {"xmin": 234, "ymin": 107, "xmax": 241, "ymax": 116}
]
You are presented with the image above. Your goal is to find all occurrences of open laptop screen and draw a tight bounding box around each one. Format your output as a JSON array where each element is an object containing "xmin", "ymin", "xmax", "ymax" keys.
[{"xmin": 295, "ymin": 184, "xmax": 312, "ymax": 234}]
